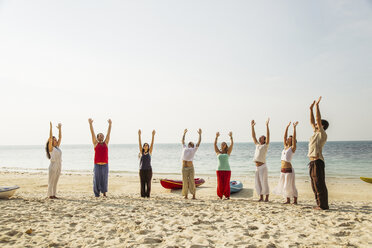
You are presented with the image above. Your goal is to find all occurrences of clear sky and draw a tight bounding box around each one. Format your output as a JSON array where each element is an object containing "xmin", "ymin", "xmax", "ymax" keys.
[{"xmin": 0, "ymin": 0, "xmax": 371, "ymax": 145}]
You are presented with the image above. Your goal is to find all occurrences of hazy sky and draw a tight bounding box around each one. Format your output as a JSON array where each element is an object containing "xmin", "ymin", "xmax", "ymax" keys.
[{"xmin": 0, "ymin": 0, "xmax": 371, "ymax": 145}]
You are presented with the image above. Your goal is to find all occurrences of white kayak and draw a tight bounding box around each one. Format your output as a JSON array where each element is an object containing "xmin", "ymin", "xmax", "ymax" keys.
[{"xmin": 0, "ymin": 186, "xmax": 20, "ymax": 199}]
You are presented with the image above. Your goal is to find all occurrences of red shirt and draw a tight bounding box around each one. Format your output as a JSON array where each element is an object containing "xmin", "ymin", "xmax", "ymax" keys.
[{"xmin": 94, "ymin": 143, "xmax": 108, "ymax": 164}]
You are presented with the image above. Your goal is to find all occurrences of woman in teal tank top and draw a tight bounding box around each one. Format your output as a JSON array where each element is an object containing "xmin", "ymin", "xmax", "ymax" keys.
[{"xmin": 214, "ymin": 131, "xmax": 234, "ymax": 199}]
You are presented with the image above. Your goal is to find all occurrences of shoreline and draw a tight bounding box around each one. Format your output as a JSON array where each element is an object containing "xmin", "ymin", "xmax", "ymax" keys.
[{"xmin": 0, "ymin": 167, "xmax": 365, "ymax": 181}]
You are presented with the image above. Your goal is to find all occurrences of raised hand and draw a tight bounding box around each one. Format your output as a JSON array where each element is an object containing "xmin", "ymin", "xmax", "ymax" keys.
[
  {"xmin": 316, "ymin": 96, "xmax": 322, "ymax": 105},
  {"xmin": 50, "ymin": 122, "xmax": 52, "ymax": 128},
  {"xmin": 152, "ymin": 130, "xmax": 156, "ymax": 136},
  {"xmin": 138, "ymin": 129, "xmax": 141, "ymax": 136},
  {"xmin": 266, "ymin": 118, "xmax": 270, "ymax": 126},
  {"xmin": 251, "ymin": 120, "xmax": 256, "ymax": 127},
  {"xmin": 310, "ymin": 100, "xmax": 315, "ymax": 109},
  {"xmin": 197, "ymin": 128, "xmax": 202, "ymax": 135},
  {"xmin": 184, "ymin": 129, "xmax": 188, "ymax": 134},
  {"xmin": 57, "ymin": 123, "xmax": 62, "ymax": 129},
  {"xmin": 228, "ymin": 131, "xmax": 233, "ymax": 138},
  {"xmin": 293, "ymin": 121, "xmax": 299, "ymax": 128},
  {"xmin": 216, "ymin": 132, "xmax": 220, "ymax": 138},
  {"xmin": 108, "ymin": 119, "xmax": 112, "ymax": 125},
  {"xmin": 286, "ymin": 122, "xmax": 291, "ymax": 128},
  {"xmin": 88, "ymin": 118, "xmax": 93, "ymax": 124}
]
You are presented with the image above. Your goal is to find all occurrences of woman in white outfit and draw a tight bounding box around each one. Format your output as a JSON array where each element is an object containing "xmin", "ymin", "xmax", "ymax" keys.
[
  {"xmin": 251, "ymin": 118, "xmax": 270, "ymax": 202},
  {"xmin": 273, "ymin": 121, "xmax": 299, "ymax": 204},
  {"xmin": 45, "ymin": 122, "xmax": 62, "ymax": 199}
]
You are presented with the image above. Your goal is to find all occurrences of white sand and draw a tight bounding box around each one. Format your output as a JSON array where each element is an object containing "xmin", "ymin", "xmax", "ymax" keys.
[{"xmin": 0, "ymin": 171, "xmax": 371, "ymax": 247}]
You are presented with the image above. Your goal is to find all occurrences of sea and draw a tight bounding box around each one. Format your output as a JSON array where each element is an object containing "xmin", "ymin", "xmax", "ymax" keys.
[{"xmin": 0, "ymin": 142, "xmax": 371, "ymax": 179}]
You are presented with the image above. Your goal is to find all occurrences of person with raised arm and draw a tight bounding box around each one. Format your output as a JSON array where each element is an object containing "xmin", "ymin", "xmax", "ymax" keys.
[
  {"xmin": 45, "ymin": 122, "xmax": 62, "ymax": 199},
  {"xmin": 214, "ymin": 131, "xmax": 233, "ymax": 200},
  {"xmin": 308, "ymin": 97, "xmax": 329, "ymax": 210},
  {"xmin": 251, "ymin": 118, "xmax": 270, "ymax": 202},
  {"xmin": 181, "ymin": 128, "xmax": 202, "ymax": 199},
  {"xmin": 138, "ymin": 129, "xmax": 155, "ymax": 198},
  {"xmin": 88, "ymin": 118, "xmax": 112, "ymax": 197},
  {"xmin": 273, "ymin": 121, "xmax": 299, "ymax": 204},
  {"xmin": 46, "ymin": 122, "xmax": 62, "ymax": 199}
]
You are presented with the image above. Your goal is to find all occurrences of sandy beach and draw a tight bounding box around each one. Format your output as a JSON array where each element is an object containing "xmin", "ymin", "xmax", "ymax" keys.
[{"xmin": 0, "ymin": 171, "xmax": 371, "ymax": 248}]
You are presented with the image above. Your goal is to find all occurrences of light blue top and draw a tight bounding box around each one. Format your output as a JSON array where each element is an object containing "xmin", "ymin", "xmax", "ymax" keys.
[{"xmin": 217, "ymin": 153, "xmax": 231, "ymax": 171}]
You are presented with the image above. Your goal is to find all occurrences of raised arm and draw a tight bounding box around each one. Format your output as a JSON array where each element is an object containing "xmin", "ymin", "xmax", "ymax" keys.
[
  {"xmin": 310, "ymin": 100, "xmax": 316, "ymax": 131},
  {"xmin": 266, "ymin": 118, "xmax": 270, "ymax": 145},
  {"xmin": 138, "ymin": 129, "xmax": 142, "ymax": 155},
  {"xmin": 182, "ymin": 129, "xmax": 187, "ymax": 146},
  {"xmin": 196, "ymin": 128, "xmax": 202, "ymax": 147},
  {"xmin": 292, "ymin": 121, "xmax": 298, "ymax": 152},
  {"xmin": 88, "ymin": 118, "xmax": 98, "ymax": 146},
  {"xmin": 48, "ymin": 122, "xmax": 53, "ymax": 152},
  {"xmin": 104, "ymin": 119, "xmax": 112, "ymax": 144},
  {"xmin": 214, "ymin": 132, "xmax": 221, "ymax": 155},
  {"xmin": 227, "ymin": 132, "xmax": 234, "ymax": 155},
  {"xmin": 284, "ymin": 122, "xmax": 291, "ymax": 147},
  {"xmin": 315, "ymin": 96, "xmax": 322, "ymax": 131},
  {"xmin": 56, "ymin": 123, "xmax": 62, "ymax": 147},
  {"xmin": 251, "ymin": 120, "xmax": 258, "ymax": 145},
  {"xmin": 149, "ymin": 130, "xmax": 155, "ymax": 154}
]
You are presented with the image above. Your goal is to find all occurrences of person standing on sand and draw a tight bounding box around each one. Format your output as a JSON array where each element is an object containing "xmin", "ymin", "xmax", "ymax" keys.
[
  {"xmin": 214, "ymin": 131, "xmax": 234, "ymax": 200},
  {"xmin": 251, "ymin": 118, "xmax": 270, "ymax": 202},
  {"xmin": 181, "ymin": 129, "xmax": 202, "ymax": 199},
  {"xmin": 138, "ymin": 129, "xmax": 155, "ymax": 198},
  {"xmin": 88, "ymin": 118, "xmax": 112, "ymax": 197},
  {"xmin": 308, "ymin": 97, "xmax": 329, "ymax": 210},
  {"xmin": 273, "ymin": 121, "xmax": 299, "ymax": 204},
  {"xmin": 46, "ymin": 122, "xmax": 62, "ymax": 199}
]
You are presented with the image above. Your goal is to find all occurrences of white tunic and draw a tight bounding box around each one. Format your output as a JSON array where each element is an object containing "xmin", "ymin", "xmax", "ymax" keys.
[
  {"xmin": 253, "ymin": 144, "xmax": 269, "ymax": 163},
  {"xmin": 48, "ymin": 147, "xmax": 62, "ymax": 197},
  {"xmin": 181, "ymin": 145, "xmax": 198, "ymax": 162},
  {"xmin": 281, "ymin": 147, "xmax": 294, "ymax": 162}
]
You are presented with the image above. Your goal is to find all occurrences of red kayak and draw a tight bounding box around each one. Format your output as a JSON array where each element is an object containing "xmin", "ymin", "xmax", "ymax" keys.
[{"xmin": 160, "ymin": 178, "xmax": 205, "ymax": 189}]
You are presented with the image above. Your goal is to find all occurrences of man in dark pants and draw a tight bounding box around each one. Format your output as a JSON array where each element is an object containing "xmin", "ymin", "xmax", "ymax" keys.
[{"xmin": 308, "ymin": 96, "xmax": 329, "ymax": 210}]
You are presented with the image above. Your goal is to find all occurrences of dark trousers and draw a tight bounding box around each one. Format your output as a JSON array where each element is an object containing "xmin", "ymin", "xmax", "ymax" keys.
[
  {"xmin": 309, "ymin": 159, "xmax": 329, "ymax": 209},
  {"xmin": 93, "ymin": 164, "xmax": 109, "ymax": 197},
  {"xmin": 139, "ymin": 169, "xmax": 152, "ymax": 197}
]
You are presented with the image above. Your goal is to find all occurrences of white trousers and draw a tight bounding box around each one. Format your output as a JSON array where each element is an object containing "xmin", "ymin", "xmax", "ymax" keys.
[
  {"xmin": 48, "ymin": 162, "xmax": 61, "ymax": 197},
  {"xmin": 273, "ymin": 169, "xmax": 298, "ymax": 198},
  {"xmin": 255, "ymin": 164, "xmax": 270, "ymax": 196}
]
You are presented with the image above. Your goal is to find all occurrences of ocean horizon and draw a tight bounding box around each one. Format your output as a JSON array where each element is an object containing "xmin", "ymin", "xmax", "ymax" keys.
[{"xmin": 1, "ymin": 141, "xmax": 371, "ymax": 179}]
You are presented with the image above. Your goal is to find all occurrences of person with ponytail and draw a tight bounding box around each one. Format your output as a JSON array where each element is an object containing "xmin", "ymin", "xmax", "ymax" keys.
[
  {"xmin": 88, "ymin": 118, "xmax": 112, "ymax": 197},
  {"xmin": 214, "ymin": 131, "xmax": 233, "ymax": 200},
  {"xmin": 138, "ymin": 129, "xmax": 155, "ymax": 198},
  {"xmin": 46, "ymin": 122, "xmax": 62, "ymax": 199}
]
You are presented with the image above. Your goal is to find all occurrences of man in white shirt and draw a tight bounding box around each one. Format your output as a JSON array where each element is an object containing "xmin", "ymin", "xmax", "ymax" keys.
[{"xmin": 181, "ymin": 128, "xmax": 202, "ymax": 199}]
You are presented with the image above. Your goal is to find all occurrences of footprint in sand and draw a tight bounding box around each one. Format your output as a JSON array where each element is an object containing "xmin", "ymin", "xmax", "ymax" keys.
[
  {"xmin": 333, "ymin": 231, "xmax": 350, "ymax": 237},
  {"xmin": 248, "ymin": 225, "xmax": 259, "ymax": 230}
]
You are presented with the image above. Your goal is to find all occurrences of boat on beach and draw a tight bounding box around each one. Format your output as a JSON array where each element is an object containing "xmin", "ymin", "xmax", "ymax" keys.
[
  {"xmin": 230, "ymin": 181, "xmax": 243, "ymax": 193},
  {"xmin": 0, "ymin": 186, "xmax": 20, "ymax": 199},
  {"xmin": 160, "ymin": 178, "xmax": 205, "ymax": 189}
]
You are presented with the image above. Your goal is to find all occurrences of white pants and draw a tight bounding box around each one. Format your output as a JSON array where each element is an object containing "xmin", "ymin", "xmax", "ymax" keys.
[
  {"xmin": 255, "ymin": 164, "xmax": 270, "ymax": 196},
  {"xmin": 48, "ymin": 162, "xmax": 61, "ymax": 197},
  {"xmin": 273, "ymin": 169, "xmax": 298, "ymax": 198}
]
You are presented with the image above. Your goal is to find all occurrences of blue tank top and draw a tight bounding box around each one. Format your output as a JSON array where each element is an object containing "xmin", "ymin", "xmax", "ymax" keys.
[{"xmin": 140, "ymin": 153, "xmax": 152, "ymax": 170}]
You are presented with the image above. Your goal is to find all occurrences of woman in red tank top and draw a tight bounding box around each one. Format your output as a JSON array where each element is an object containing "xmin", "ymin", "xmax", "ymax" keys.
[{"xmin": 88, "ymin": 118, "xmax": 112, "ymax": 197}]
